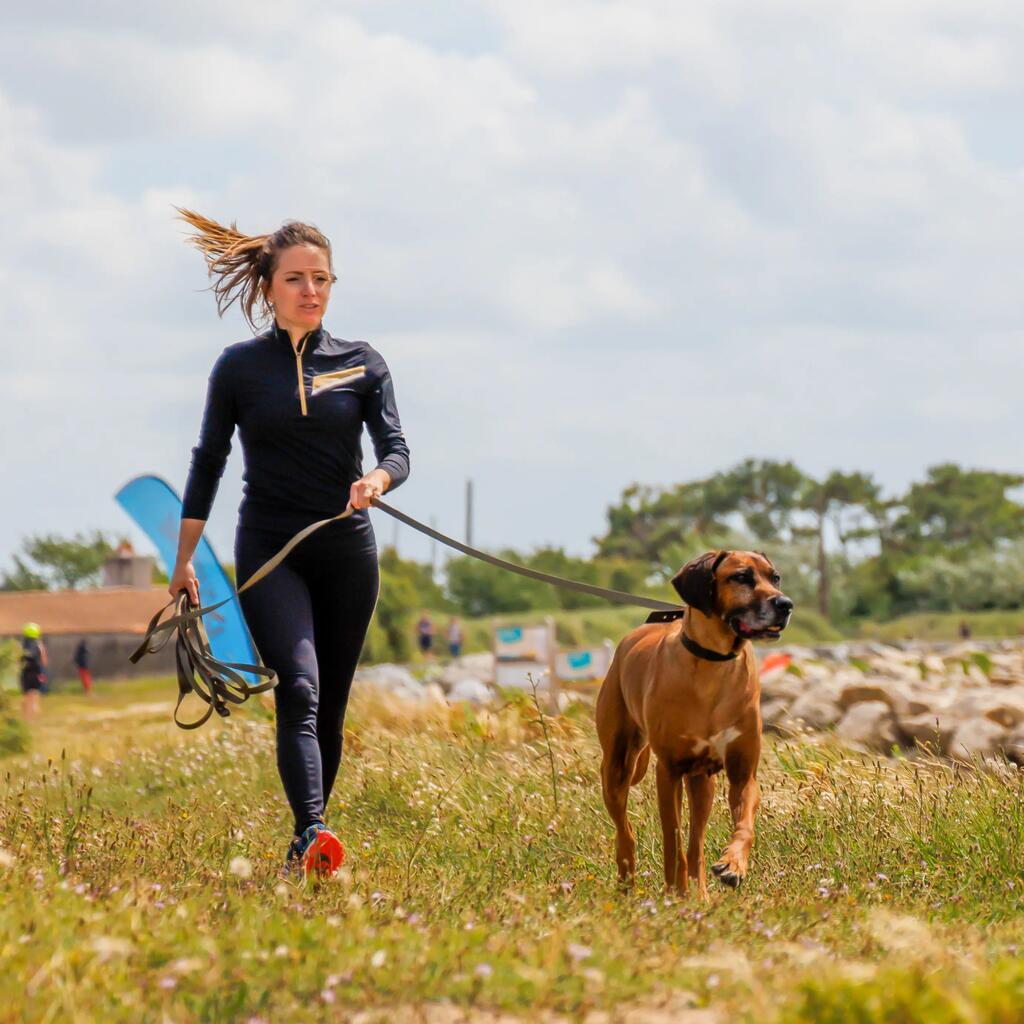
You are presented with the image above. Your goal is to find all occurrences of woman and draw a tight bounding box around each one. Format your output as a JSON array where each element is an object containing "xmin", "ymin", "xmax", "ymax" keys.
[{"xmin": 169, "ymin": 210, "xmax": 410, "ymax": 876}]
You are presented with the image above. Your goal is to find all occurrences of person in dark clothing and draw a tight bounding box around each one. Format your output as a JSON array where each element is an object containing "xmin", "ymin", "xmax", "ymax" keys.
[
  {"xmin": 20, "ymin": 622, "xmax": 48, "ymax": 719},
  {"xmin": 168, "ymin": 210, "xmax": 410, "ymax": 876},
  {"xmin": 74, "ymin": 638, "xmax": 93, "ymax": 694}
]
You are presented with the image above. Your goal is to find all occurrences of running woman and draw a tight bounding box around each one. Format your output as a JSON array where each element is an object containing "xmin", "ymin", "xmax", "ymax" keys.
[{"xmin": 168, "ymin": 211, "xmax": 410, "ymax": 876}]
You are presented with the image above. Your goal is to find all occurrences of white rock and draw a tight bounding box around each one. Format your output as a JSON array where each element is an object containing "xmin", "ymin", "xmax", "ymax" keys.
[
  {"xmin": 837, "ymin": 680, "xmax": 909, "ymax": 716},
  {"xmin": 446, "ymin": 678, "xmax": 494, "ymax": 705},
  {"xmin": 948, "ymin": 718, "xmax": 1008, "ymax": 763},
  {"xmin": 897, "ymin": 713, "xmax": 956, "ymax": 755},
  {"xmin": 760, "ymin": 698, "xmax": 792, "ymax": 733},
  {"xmin": 788, "ymin": 692, "xmax": 842, "ymax": 730},
  {"xmin": 836, "ymin": 701, "xmax": 902, "ymax": 753},
  {"xmin": 760, "ymin": 676, "xmax": 803, "ymax": 703}
]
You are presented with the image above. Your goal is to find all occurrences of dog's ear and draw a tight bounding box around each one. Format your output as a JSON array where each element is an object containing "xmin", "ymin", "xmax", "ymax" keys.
[{"xmin": 671, "ymin": 551, "xmax": 728, "ymax": 617}]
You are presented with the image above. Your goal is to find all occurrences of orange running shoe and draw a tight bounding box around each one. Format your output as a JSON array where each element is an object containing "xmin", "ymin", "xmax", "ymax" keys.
[{"xmin": 289, "ymin": 823, "xmax": 345, "ymax": 877}]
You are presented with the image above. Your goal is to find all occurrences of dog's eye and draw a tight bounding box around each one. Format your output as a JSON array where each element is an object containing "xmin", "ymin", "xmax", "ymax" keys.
[
  {"xmin": 731, "ymin": 572, "xmax": 755, "ymax": 586},
  {"xmin": 770, "ymin": 573, "xmax": 781, "ymax": 585}
]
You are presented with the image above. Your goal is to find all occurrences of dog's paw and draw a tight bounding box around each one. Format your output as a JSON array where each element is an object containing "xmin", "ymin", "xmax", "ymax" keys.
[{"xmin": 711, "ymin": 859, "xmax": 744, "ymax": 889}]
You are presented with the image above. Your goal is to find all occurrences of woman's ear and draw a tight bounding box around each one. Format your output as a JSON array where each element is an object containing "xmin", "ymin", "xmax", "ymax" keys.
[{"xmin": 671, "ymin": 550, "xmax": 726, "ymax": 616}]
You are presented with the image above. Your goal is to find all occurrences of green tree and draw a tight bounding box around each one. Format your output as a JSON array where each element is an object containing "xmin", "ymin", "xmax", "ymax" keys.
[
  {"xmin": 0, "ymin": 531, "xmax": 115, "ymax": 591},
  {"xmin": 892, "ymin": 464, "xmax": 1024, "ymax": 556}
]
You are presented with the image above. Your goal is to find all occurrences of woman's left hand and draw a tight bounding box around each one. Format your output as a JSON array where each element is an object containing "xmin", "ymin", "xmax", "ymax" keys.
[{"xmin": 349, "ymin": 470, "xmax": 391, "ymax": 510}]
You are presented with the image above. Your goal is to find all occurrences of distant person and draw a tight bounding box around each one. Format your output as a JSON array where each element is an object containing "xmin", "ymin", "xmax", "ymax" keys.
[
  {"xmin": 416, "ymin": 613, "xmax": 436, "ymax": 659},
  {"xmin": 446, "ymin": 617, "xmax": 464, "ymax": 660},
  {"xmin": 19, "ymin": 623, "xmax": 47, "ymax": 720},
  {"xmin": 74, "ymin": 638, "xmax": 93, "ymax": 695},
  {"xmin": 959, "ymin": 620, "xmax": 972, "ymax": 640}
]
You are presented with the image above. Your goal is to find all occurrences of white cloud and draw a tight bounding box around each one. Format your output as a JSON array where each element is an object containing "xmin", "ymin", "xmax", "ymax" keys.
[{"xmin": 1, "ymin": 2, "xmax": 1023, "ymax": 572}]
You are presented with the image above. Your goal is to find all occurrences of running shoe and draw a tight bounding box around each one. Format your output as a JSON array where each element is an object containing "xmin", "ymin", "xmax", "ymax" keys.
[{"xmin": 286, "ymin": 823, "xmax": 345, "ymax": 877}]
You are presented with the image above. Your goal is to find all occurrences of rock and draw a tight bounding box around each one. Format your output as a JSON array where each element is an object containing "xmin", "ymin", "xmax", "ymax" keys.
[
  {"xmin": 355, "ymin": 663, "xmax": 428, "ymax": 702},
  {"xmin": 837, "ymin": 680, "xmax": 909, "ymax": 716},
  {"xmin": 897, "ymin": 713, "xmax": 956, "ymax": 754},
  {"xmin": 760, "ymin": 698, "xmax": 792, "ymax": 733},
  {"xmin": 760, "ymin": 676, "xmax": 803, "ymax": 703},
  {"xmin": 446, "ymin": 678, "xmax": 494, "ymax": 705},
  {"xmin": 948, "ymin": 718, "xmax": 1008, "ymax": 763},
  {"xmin": 439, "ymin": 654, "xmax": 495, "ymax": 691},
  {"xmin": 836, "ymin": 701, "xmax": 902, "ymax": 753},
  {"xmin": 951, "ymin": 690, "xmax": 1024, "ymax": 729},
  {"xmin": 1006, "ymin": 727, "xmax": 1024, "ymax": 766},
  {"xmin": 788, "ymin": 692, "xmax": 842, "ymax": 730}
]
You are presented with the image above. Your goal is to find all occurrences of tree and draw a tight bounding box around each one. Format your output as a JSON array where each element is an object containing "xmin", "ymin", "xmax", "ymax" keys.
[
  {"xmin": 892, "ymin": 464, "xmax": 1024, "ymax": 556},
  {"xmin": 795, "ymin": 471, "xmax": 880, "ymax": 617},
  {"xmin": 0, "ymin": 532, "xmax": 115, "ymax": 591}
]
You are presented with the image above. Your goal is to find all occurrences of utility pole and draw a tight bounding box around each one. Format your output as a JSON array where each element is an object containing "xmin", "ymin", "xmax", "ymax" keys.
[{"xmin": 465, "ymin": 479, "xmax": 474, "ymax": 547}]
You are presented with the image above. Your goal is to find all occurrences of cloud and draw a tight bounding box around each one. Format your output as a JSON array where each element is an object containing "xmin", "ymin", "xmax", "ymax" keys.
[{"xmin": 1, "ymin": 2, "xmax": 1023, "ymax": 573}]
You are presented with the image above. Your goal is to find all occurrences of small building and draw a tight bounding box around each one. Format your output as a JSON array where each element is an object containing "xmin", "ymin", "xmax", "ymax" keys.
[{"xmin": 0, "ymin": 544, "xmax": 176, "ymax": 683}]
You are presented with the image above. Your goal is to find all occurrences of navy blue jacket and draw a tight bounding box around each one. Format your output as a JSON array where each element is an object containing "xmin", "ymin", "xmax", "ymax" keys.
[{"xmin": 182, "ymin": 323, "xmax": 410, "ymax": 534}]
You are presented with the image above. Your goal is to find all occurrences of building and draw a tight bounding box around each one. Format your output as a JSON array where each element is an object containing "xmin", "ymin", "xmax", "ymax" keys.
[{"xmin": 0, "ymin": 544, "xmax": 176, "ymax": 683}]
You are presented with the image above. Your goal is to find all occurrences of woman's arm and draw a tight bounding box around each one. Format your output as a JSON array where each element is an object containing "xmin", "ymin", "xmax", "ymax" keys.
[
  {"xmin": 174, "ymin": 351, "xmax": 237, "ymax": 604},
  {"xmin": 168, "ymin": 518, "xmax": 206, "ymax": 604},
  {"xmin": 363, "ymin": 351, "xmax": 410, "ymax": 493}
]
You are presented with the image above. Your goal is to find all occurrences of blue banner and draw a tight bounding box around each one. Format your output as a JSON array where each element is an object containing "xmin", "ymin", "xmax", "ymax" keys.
[{"xmin": 115, "ymin": 474, "xmax": 257, "ymax": 675}]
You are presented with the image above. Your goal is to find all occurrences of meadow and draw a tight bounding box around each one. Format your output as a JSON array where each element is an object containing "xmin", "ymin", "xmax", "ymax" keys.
[{"xmin": 1, "ymin": 674, "xmax": 1023, "ymax": 1023}]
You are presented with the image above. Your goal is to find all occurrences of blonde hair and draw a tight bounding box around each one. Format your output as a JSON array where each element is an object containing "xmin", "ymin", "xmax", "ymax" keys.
[{"xmin": 175, "ymin": 208, "xmax": 336, "ymax": 331}]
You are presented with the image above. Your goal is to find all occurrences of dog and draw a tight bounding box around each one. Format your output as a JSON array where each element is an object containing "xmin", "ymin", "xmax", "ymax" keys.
[{"xmin": 595, "ymin": 550, "xmax": 793, "ymax": 896}]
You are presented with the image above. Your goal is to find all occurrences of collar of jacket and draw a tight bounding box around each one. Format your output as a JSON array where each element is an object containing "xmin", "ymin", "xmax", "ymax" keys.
[{"xmin": 270, "ymin": 321, "xmax": 326, "ymax": 352}]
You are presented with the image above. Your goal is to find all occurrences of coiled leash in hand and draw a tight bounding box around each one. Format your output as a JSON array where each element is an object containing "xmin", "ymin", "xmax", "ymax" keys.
[{"xmin": 131, "ymin": 500, "xmax": 680, "ymax": 729}]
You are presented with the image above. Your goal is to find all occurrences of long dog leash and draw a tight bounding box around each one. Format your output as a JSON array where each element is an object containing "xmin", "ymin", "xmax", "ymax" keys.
[{"xmin": 131, "ymin": 499, "xmax": 681, "ymax": 729}]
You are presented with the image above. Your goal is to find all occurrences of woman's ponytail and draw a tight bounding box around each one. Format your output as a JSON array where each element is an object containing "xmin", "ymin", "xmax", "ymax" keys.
[{"xmin": 175, "ymin": 208, "xmax": 334, "ymax": 331}]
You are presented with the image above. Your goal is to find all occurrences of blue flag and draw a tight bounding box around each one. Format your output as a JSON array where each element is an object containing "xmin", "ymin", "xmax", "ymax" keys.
[{"xmin": 115, "ymin": 474, "xmax": 257, "ymax": 675}]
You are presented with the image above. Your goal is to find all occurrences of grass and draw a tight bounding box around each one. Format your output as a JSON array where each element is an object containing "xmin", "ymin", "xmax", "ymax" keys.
[
  {"xmin": 859, "ymin": 609, "xmax": 1024, "ymax": 643},
  {"xmin": 0, "ymin": 675, "xmax": 1023, "ymax": 1022}
]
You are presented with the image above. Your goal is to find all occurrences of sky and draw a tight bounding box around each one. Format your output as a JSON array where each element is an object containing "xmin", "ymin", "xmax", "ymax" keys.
[{"xmin": 1, "ymin": 1, "xmax": 1023, "ymax": 575}]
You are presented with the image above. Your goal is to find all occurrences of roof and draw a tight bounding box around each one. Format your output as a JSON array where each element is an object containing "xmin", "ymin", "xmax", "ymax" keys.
[{"xmin": 0, "ymin": 586, "xmax": 170, "ymax": 637}]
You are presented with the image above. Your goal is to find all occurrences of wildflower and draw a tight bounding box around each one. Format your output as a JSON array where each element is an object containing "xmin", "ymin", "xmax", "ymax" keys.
[
  {"xmin": 371, "ymin": 950, "xmax": 387, "ymax": 969},
  {"xmin": 229, "ymin": 857, "xmax": 253, "ymax": 880},
  {"xmin": 158, "ymin": 977, "xmax": 177, "ymax": 991},
  {"xmin": 567, "ymin": 943, "xmax": 592, "ymax": 962},
  {"xmin": 475, "ymin": 963, "xmax": 493, "ymax": 979}
]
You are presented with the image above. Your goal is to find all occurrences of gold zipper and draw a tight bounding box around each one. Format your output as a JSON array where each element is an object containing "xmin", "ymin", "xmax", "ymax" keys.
[{"xmin": 294, "ymin": 333, "xmax": 309, "ymax": 416}]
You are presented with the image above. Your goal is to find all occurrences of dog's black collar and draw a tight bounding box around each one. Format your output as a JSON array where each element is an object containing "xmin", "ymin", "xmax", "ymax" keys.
[{"xmin": 681, "ymin": 633, "xmax": 739, "ymax": 661}]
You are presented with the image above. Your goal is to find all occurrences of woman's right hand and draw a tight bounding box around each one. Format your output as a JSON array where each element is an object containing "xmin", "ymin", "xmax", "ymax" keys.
[{"xmin": 169, "ymin": 560, "xmax": 200, "ymax": 606}]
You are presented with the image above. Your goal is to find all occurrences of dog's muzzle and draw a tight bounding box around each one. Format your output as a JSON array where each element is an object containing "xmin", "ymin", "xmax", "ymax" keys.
[{"xmin": 728, "ymin": 594, "xmax": 794, "ymax": 641}]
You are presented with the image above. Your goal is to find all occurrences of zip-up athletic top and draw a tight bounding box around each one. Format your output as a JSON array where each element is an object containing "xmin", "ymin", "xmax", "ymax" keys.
[{"xmin": 181, "ymin": 323, "xmax": 410, "ymax": 534}]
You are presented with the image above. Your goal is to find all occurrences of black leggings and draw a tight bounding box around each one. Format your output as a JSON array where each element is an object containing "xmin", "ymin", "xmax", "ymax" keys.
[{"xmin": 235, "ymin": 520, "xmax": 379, "ymax": 836}]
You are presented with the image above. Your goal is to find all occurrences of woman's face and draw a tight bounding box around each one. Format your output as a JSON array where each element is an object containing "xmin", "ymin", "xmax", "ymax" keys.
[{"xmin": 265, "ymin": 244, "xmax": 333, "ymax": 331}]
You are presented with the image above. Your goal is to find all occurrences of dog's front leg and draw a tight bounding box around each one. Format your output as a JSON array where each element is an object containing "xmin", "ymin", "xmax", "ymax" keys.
[
  {"xmin": 711, "ymin": 748, "xmax": 760, "ymax": 889},
  {"xmin": 685, "ymin": 773, "xmax": 715, "ymax": 899},
  {"xmin": 655, "ymin": 759, "xmax": 687, "ymax": 895}
]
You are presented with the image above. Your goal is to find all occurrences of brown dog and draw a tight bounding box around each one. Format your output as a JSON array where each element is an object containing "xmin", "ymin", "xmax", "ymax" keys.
[{"xmin": 595, "ymin": 550, "xmax": 793, "ymax": 896}]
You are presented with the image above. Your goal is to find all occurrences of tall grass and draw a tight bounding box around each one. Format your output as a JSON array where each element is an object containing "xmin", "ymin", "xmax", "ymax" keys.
[{"xmin": 0, "ymin": 677, "xmax": 1021, "ymax": 1021}]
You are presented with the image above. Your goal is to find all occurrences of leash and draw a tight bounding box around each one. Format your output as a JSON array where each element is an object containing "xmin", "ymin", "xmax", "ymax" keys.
[{"xmin": 131, "ymin": 500, "xmax": 681, "ymax": 729}]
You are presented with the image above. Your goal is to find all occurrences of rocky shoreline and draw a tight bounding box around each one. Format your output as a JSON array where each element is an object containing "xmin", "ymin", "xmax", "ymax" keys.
[{"xmin": 353, "ymin": 640, "xmax": 1024, "ymax": 765}]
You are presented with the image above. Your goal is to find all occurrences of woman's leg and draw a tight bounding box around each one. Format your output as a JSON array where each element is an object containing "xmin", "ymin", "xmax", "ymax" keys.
[
  {"xmin": 236, "ymin": 529, "xmax": 325, "ymax": 836},
  {"xmin": 307, "ymin": 545, "xmax": 380, "ymax": 808}
]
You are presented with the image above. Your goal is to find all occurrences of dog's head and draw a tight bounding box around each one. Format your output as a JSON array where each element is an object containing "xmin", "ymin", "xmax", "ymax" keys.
[{"xmin": 671, "ymin": 550, "xmax": 794, "ymax": 641}]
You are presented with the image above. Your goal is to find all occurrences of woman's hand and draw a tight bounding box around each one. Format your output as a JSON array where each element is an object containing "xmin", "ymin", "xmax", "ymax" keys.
[
  {"xmin": 169, "ymin": 559, "xmax": 200, "ymax": 606},
  {"xmin": 349, "ymin": 469, "xmax": 391, "ymax": 510}
]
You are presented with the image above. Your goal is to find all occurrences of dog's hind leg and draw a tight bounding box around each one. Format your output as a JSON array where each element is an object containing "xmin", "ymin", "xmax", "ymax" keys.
[
  {"xmin": 685, "ymin": 773, "xmax": 716, "ymax": 899},
  {"xmin": 600, "ymin": 730, "xmax": 643, "ymax": 881},
  {"xmin": 656, "ymin": 758, "xmax": 687, "ymax": 894},
  {"xmin": 597, "ymin": 663, "xmax": 643, "ymax": 881}
]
